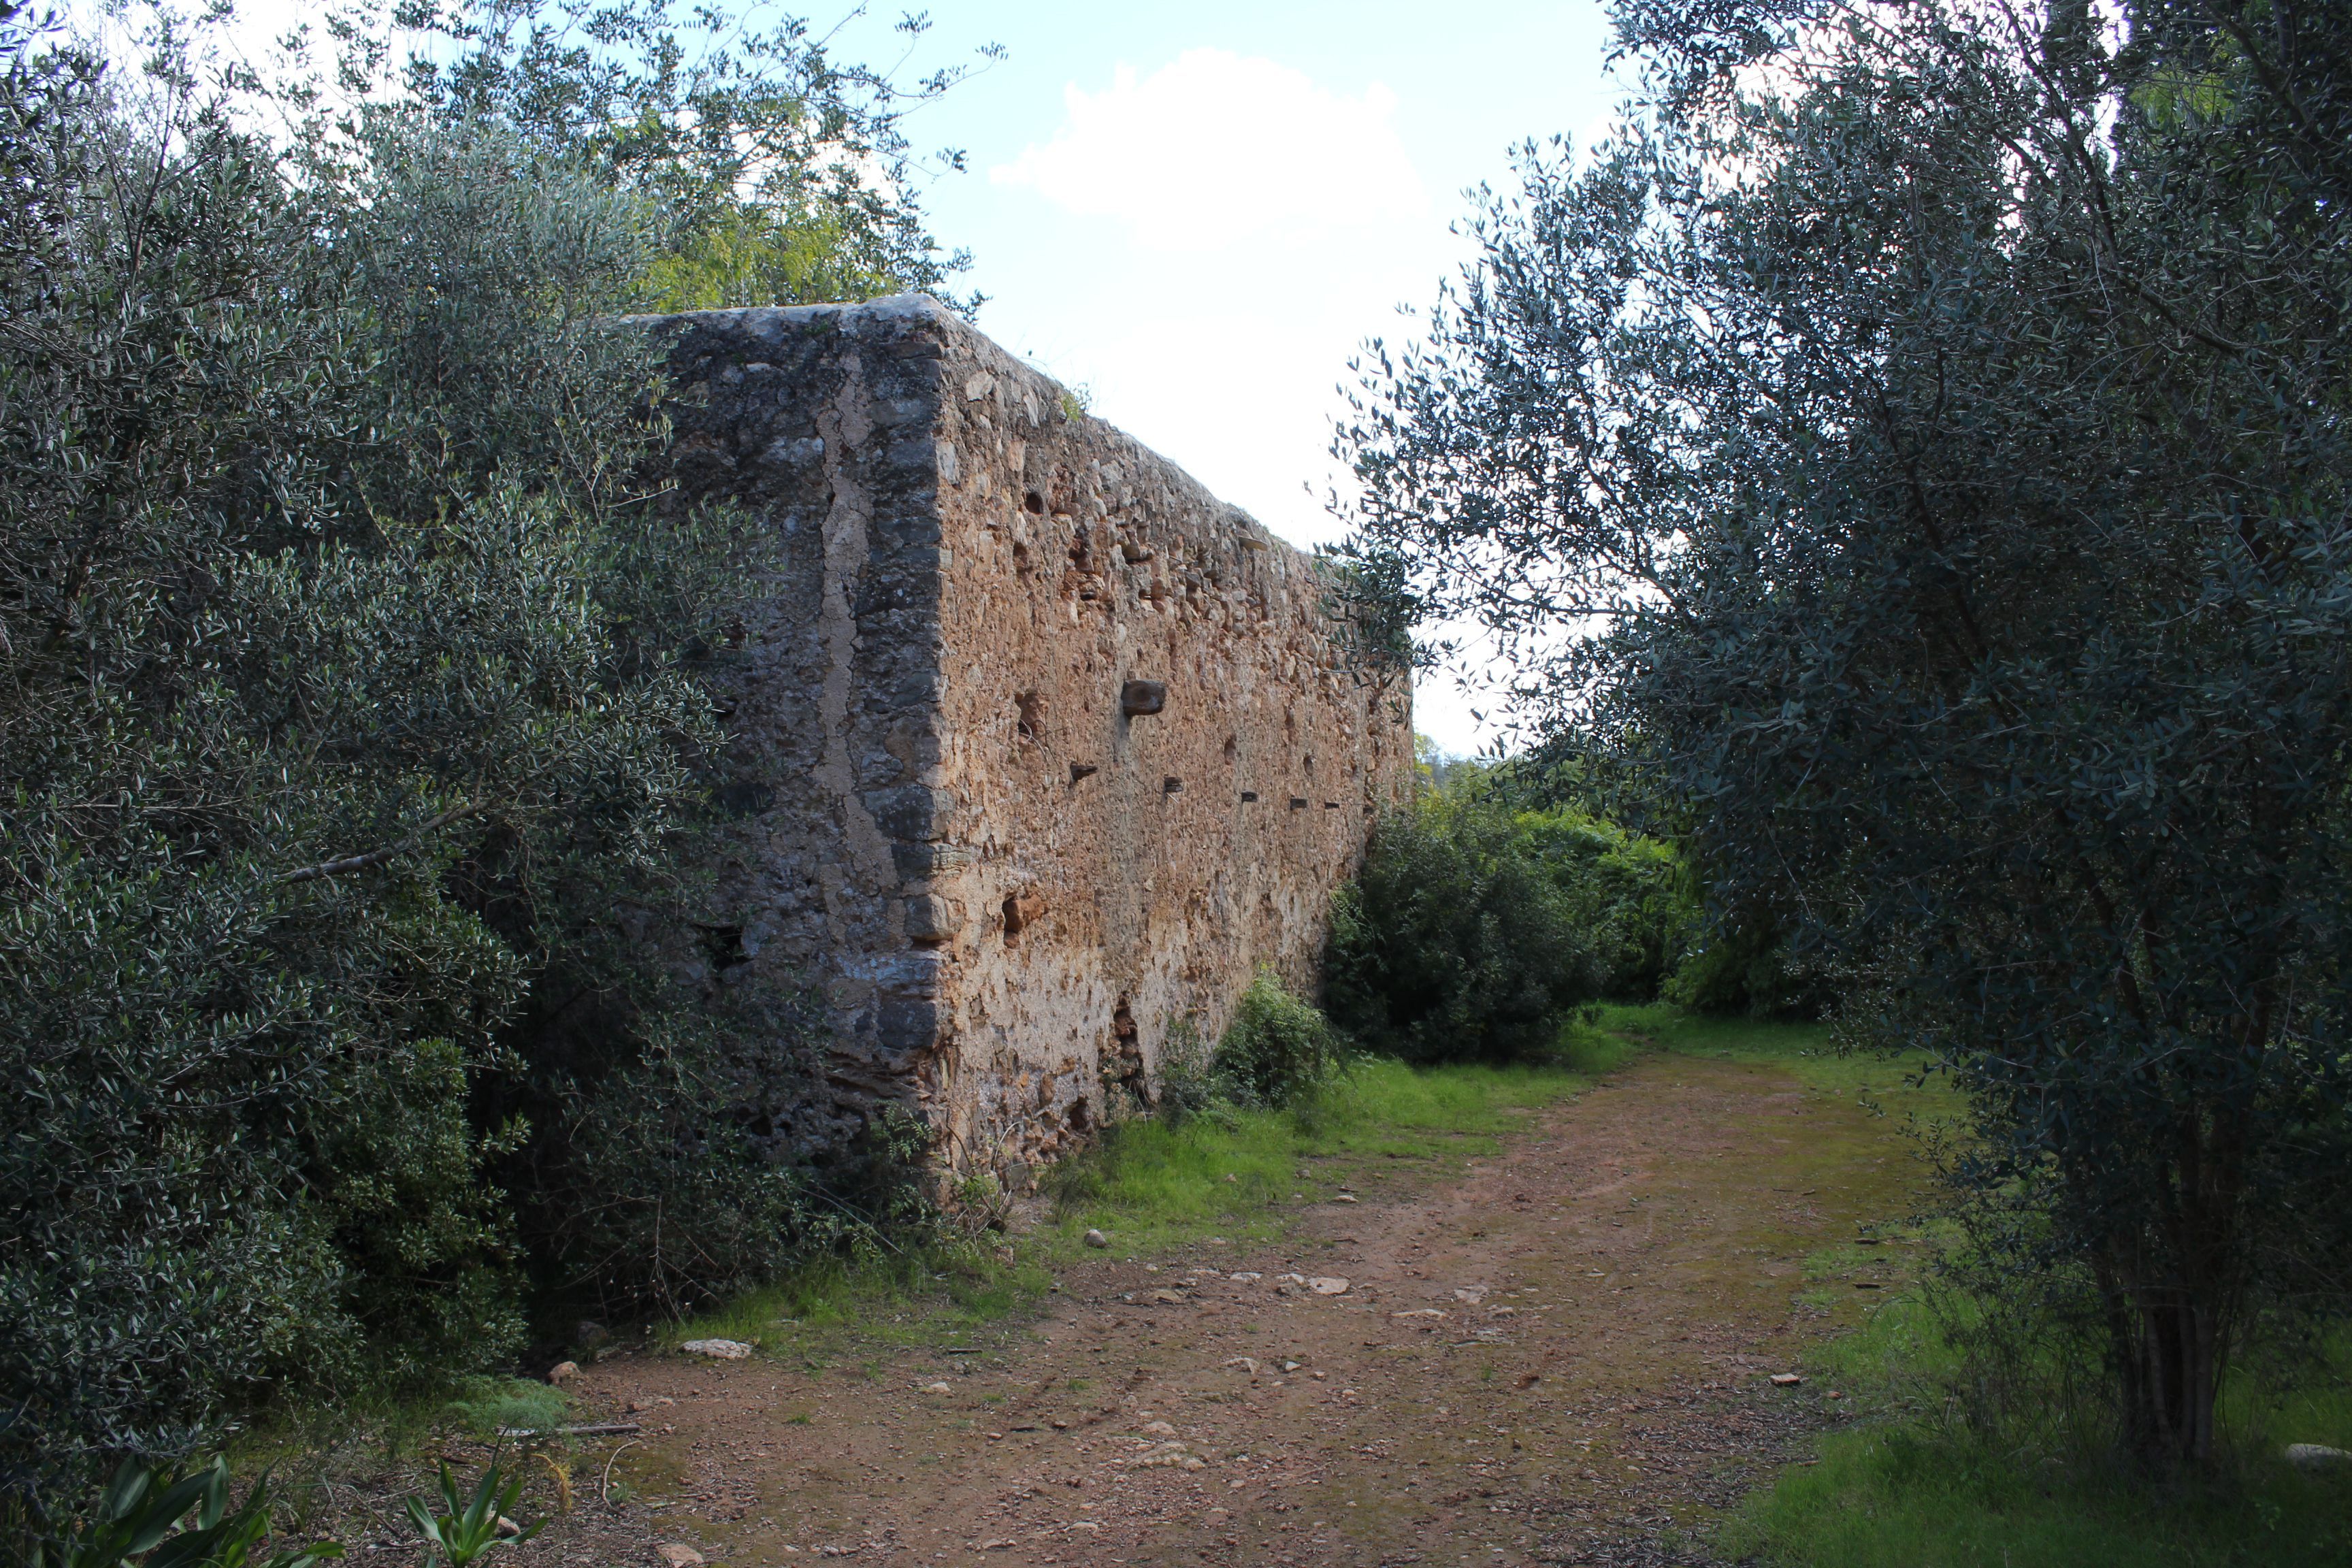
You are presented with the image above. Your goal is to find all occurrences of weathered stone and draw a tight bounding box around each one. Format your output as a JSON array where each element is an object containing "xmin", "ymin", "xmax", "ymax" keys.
[
  {"xmin": 904, "ymin": 894, "xmax": 961, "ymax": 944},
  {"xmin": 2287, "ymin": 1443, "xmax": 2352, "ymax": 1467},
  {"xmin": 642, "ymin": 295, "xmax": 1414, "ymax": 1181},
  {"xmin": 679, "ymin": 1338, "xmax": 752, "ymax": 1360}
]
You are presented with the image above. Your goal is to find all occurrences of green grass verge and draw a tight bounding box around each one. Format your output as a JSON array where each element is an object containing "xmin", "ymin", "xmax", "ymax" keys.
[
  {"xmin": 1045, "ymin": 1031, "xmax": 1622, "ymax": 1255},
  {"xmin": 1597, "ymin": 1000, "xmax": 1955, "ymax": 1101},
  {"xmin": 1726, "ymin": 1293, "xmax": 2352, "ymax": 1566},
  {"xmin": 666, "ymin": 1026, "xmax": 1622, "ymax": 1358},
  {"xmin": 653, "ymin": 1241, "xmax": 1054, "ymax": 1363},
  {"xmin": 1633, "ymin": 1004, "xmax": 2352, "ymax": 1563}
]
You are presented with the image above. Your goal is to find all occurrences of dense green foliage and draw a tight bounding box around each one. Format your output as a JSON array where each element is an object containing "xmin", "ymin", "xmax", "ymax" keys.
[
  {"xmin": 1211, "ymin": 972, "xmax": 1348, "ymax": 1109},
  {"xmin": 1155, "ymin": 973, "xmax": 1343, "ymax": 1122},
  {"xmin": 0, "ymin": 0, "xmax": 976, "ymax": 1497},
  {"xmin": 310, "ymin": 0, "xmax": 991, "ymax": 313},
  {"xmin": 22, "ymin": 1456, "xmax": 340, "ymax": 1568},
  {"xmin": 1661, "ymin": 906, "xmax": 1831, "ymax": 1019},
  {"xmin": 1326, "ymin": 783, "xmax": 1689, "ymax": 1060},
  {"xmin": 1341, "ymin": 0, "xmax": 2352, "ymax": 1466}
]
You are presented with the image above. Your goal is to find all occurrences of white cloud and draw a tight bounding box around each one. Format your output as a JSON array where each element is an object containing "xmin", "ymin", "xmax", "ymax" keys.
[{"xmin": 990, "ymin": 49, "xmax": 1426, "ymax": 252}]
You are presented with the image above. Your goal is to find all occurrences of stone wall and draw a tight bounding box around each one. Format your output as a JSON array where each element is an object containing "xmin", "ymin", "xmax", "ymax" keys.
[{"xmin": 653, "ymin": 295, "xmax": 1414, "ymax": 1182}]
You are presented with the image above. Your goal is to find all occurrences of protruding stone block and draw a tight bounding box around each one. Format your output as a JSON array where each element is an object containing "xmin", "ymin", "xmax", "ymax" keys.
[{"xmin": 905, "ymin": 894, "xmax": 960, "ymax": 944}]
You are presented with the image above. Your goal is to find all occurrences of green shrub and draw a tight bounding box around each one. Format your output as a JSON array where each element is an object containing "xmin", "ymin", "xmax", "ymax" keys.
[
  {"xmin": 1325, "ymin": 796, "xmax": 1605, "ymax": 1062},
  {"xmin": 1663, "ymin": 908, "xmax": 1835, "ymax": 1019},
  {"xmin": 0, "ymin": 0, "xmax": 970, "ymax": 1496},
  {"xmin": 1152, "ymin": 1017, "xmax": 1224, "ymax": 1122},
  {"xmin": 1214, "ymin": 973, "xmax": 1345, "ymax": 1109},
  {"xmin": 14, "ymin": 1456, "xmax": 340, "ymax": 1568},
  {"xmin": 1512, "ymin": 808, "xmax": 1694, "ymax": 1000},
  {"xmin": 406, "ymin": 1461, "xmax": 542, "ymax": 1567}
]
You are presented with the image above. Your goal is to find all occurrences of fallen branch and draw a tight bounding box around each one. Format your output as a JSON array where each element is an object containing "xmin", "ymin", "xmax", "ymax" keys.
[
  {"xmin": 278, "ymin": 801, "xmax": 489, "ymax": 884},
  {"xmin": 497, "ymin": 1421, "xmax": 643, "ymax": 1439}
]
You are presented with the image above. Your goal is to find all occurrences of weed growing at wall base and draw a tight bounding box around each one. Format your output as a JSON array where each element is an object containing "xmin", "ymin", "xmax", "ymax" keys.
[
  {"xmin": 1047, "ymin": 1036, "xmax": 1624, "ymax": 1254},
  {"xmin": 655, "ymin": 1029, "xmax": 1623, "ymax": 1358}
]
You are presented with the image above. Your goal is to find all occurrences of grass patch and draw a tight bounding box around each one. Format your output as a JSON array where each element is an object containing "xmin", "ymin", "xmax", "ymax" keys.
[
  {"xmin": 437, "ymin": 1375, "xmax": 576, "ymax": 1437},
  {"xmin": 1599, "ymin": 1000, "xmax": 1963, "ymax": 1122},
  {"xmin": 1045, "ymin": 1032, "xmax": 1617, "ymax": 1254},
  {"xmin": 668, "ymin": 1020, "xmax": 1622, "ymax": 1358},
  {"xmin": 660, "ymin": 1241, "xmax": 1051, "ymax": 1360},
  {"xmin": 1727, "ymin": 1290, "xmax": 2352, "ymax": 1566},
  {"xmin": 1599, "ymin": 1000, "xmax": 1835, "ymax": 1060}
]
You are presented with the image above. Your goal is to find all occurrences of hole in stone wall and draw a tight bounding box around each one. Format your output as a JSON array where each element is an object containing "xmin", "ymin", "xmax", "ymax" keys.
[
  {"xmin": 1223, "ymin": 734, "xmax": 1238, "ymax": 762},
  {"xmin": 1024, "ymin": 490, "xmax": 1046, "ymax": 514},
  {"xmin": 1002, "ymin": 889, "xmax": 1047, "ymax": 943},
  {"xmin": 1015, "ymin": 691, "xmax": 1045, "ymax": 745},
  {"xmin": 1240, "ymin": 791, "xmax": 1258, "ymax": 803},
  {"xmin": 695, "ymin": 924, "xmax": 749, "ymax": 971},
  {"xmin": 1289, "ymin": 798, "xmax": 1309, "ymax": 811},
  {"xmin": 717, "ymin": 780, "xmax": 774, "ymax": 817},
  {"xmin": 1111, "ymin": 999, "xmax": 1145, "ymax": 1095},
  {"xmin": 1162, "ymin": 776, "xmax": 1182, "ymax": 794}
]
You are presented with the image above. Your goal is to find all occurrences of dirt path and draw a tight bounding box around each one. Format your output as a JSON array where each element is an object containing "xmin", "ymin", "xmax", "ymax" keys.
[{"xmin": 520, "ymin": 1047, "xmax": 1923, "ymax": 1567}]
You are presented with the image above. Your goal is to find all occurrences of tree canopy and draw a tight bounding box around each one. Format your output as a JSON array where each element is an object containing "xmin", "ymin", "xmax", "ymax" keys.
[
  {"xmin": 0, "ymin": 0, "xmax": 980, "ymax": 1494},
  {"xmin": 1340, "ymin": 0, "xmax": 2352, "ymax": 1465}
]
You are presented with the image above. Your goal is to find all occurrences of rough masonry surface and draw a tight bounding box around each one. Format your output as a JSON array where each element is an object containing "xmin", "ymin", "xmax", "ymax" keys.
[{"xmin": 651, "ymin": 295, "xmax": 1414, "ymax": 1182}]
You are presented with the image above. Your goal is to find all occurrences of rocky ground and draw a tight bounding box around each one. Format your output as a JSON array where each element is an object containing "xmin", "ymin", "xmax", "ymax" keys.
[{"xmin": 457, "ymin": 1045, "xmax": 1922, "ymax": 1568}]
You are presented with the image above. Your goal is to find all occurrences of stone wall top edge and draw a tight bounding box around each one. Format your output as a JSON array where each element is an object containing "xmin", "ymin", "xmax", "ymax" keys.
[
  {"xmin": 621, "ymin": 292, "xmax": 956, "ymax": 336},
  {"xmin": 633, "ymin": 297, "xmax": 1331, "ymax": 576}
]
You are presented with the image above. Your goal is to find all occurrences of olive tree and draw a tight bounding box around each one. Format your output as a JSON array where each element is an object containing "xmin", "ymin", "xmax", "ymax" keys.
[
  {"xmin": 1339, "ymin": 0, "xmax": 2352, "ymax": 1465},
  {"xmin": 0, "ymin": 0, "xmax": 981, "ymax": 1494}
]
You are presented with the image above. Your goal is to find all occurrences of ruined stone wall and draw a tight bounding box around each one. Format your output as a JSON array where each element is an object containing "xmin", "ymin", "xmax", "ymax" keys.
[{"xmin": 653, "ymin": 296, "xmax": 1413, "ymax": 1181}]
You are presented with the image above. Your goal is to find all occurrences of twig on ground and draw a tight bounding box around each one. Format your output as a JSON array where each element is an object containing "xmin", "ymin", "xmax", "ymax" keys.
[{"xmin": 600, "ymin": 1439, "xmax": 641, "ymax": 1505}]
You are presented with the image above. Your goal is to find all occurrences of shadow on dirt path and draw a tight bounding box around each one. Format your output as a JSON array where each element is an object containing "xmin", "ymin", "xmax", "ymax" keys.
[{"xmin": 516, "ymin": 1043, "xmax": 1927, "ymax": 1567}]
